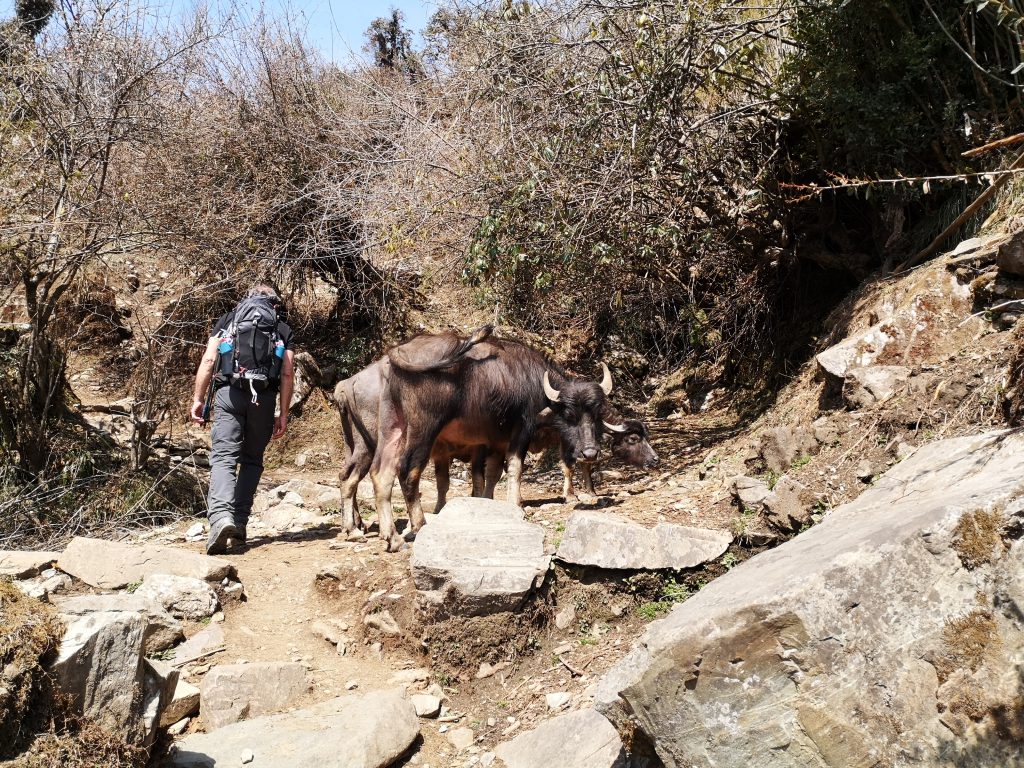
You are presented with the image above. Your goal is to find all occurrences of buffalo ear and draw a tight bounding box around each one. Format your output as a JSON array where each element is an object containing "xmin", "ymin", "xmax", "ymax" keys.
[{"xmin": 537, "ymin": 407, "xmax": 554, "ymax": 424}]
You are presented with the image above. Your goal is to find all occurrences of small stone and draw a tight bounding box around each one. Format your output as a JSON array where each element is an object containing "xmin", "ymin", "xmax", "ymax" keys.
[
  {"xmin": 346, "ymin": 680, "xmax": 358, "ymax": 690},
  {"xmin": 487, "ymin": 717, "xmax": 496, "ymax": 727},
  {"xmin": 241, "ymin": 748, "xmax": 254, "ymax": 764},
  {"xmin": 166, "ymin": 718, "xmax": 190, "ymax": 736},
  {"xmin": 554, "ymin": 605, "xmax": 576, "ymax": 631},
  {"xmin": 185, "ymin": 522, "xmax": 205, "ymax": 541},
  {"xmin": 481, "ymin": 753, "xmax": 496, "ymax": 767},
  {"xmin": 411, "ymin": 694, "xmax": 442, "ymax": 718},
  {"xmin": 391, "ymin": 668, "xmax": 430, "ymax": 685},
  {"xmin": 475, "ymin": 661, "xmax": 509, "ymax": 680},
  {"xmin": 553, "ymin": 642, "xmax": 573, "ymax": 655},
  {"xmin": 447, "ymin": 726, "xmax": 475, "ymax": 751},
  {"xmin": 212, "ymin": 611, "xmax": 225, "ymax": 623},
  {"xmin": 545, "ymin": 692, "xmax": 571, "ymax": 710},
  {"xmin": 364, "ymin": 609, "xmax": 401, "ymax": 636}
]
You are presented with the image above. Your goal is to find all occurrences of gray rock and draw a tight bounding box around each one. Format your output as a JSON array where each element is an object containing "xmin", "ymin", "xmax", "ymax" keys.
[
  {"xmin": 447, "ymin": 726, "xmax": 475, "ymax": 751},
  {"xmin": 269, "ymin": 479, "xmax": 341, "ymax": 509},
  {"xmin": 759, "ymin": 426, "xmax": 818, "ymax": 474},
  {"xmin": 55, "ymin": 593, "xmax": 183, "ymax": 653},
  {"xmin": 260, "ymin": 502, "xmax": 330, "ymax": 531},
  {"xmin": 160, "ymin": 677, "xmax": 201, "ymax": 727},
  {"xmin": 410, "ymin": 693, "xmax": 441, "ymax": 717},
  {"xmin": 58, "ymin": 536, "xmax": 233, "ymax": 589},
  {"xmin": 15, "ymin": 572, "xmax": 71, "ymax": 600},
  {"xmin": 761, "ymin": 476, "xmax": 814, "ymax": 532},
  {"xmin": 597, "ymin": 431, "xmax": 1024, "ymax": 768},
  {"xmin": 171, "ymin": 622, "xmax": 225, "ymax": 664},
  {"xmin": 494, "ymin": 709, "xmax": 626, "ymax": 768},
  {"xmin": 555, "ymin": 511, "xmax": 731, "ymax": 570},
  {"xmin": 997, "ymin": 229, "xmax": 1024, "ymax": 276},
  {"xmin": 49, "ymin": 610, "xmax": 147, "ymax": 743},
  {"xmin": 815, "ymin": 320, "xmax": 900, "ymax": 383},
  {"xmin": 143, "ymin": 658, "xmax": 178, "ymax": 747},
  {"xmin": 730, "ymin": 475, "xmax": 771, "ymax": 509},
  {"xmin": 545, "ymin": 692, "xmax": 571, "ymax": 710},
  {"xmin": 134, "ymin": 574, "xmax": 219, "ymax": 620},
  {"xmin": 200, "ymin": 662, "xmax": 309, "ymax": 729},
  {"xmin": 411, "ymin": 497, "xmax": 550, "ymax": 617},
  {"xmin": 843, "ymin": 365, "xmax": 911, "ymax": 409},
  {"xmin": 364, "ymin": 609, "xmax": 402, "ymax": 636},
  {"xmin": 167, "ymin": 689, "xmax": 418, "ymax": 768},
  {"xmin": 0, "ymin": 550, "xmax": 59, "ymax": 578}
]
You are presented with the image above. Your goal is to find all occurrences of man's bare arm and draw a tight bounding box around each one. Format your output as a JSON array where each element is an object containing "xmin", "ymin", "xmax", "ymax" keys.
[
  {"xmin": 190, "ymin": 337, "xmax": 220, "ymax": 424},
  {"xmin": 273, "ymin": 349, "xmax": 295, "ymax": 439}
]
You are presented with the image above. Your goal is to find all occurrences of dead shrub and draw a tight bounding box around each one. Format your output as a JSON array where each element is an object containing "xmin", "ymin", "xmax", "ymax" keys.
[
  {"xmin": 934, "ymin": 610, "xmax": 1001, "ymax": 685},
  {"xmin": 0, "ymin": 580, "xmax": 64, "ymax": 757},
  {"xmin": 953, "ymin": 508, "xmax": 1006, "ymax": 570}
]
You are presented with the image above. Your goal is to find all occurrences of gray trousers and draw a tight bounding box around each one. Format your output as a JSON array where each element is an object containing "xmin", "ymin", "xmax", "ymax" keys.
[{"xmin": 207, "ymin": 384, "xmax": 276, "ymax": 528}]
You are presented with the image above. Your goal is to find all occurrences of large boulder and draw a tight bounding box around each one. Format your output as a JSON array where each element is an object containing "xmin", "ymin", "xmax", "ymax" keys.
[
  {"xmin": 411, "ymin": 497, "xmax": 550, "ymax": 617},
  {"xmin": 160, "ymin": 677, "xmax": 201, "ymax": 727},
  {"xmin": 133, "ymin": 574, "xmax": 219, "ymax": 621},
  {"xmin": 54, "ymin": 593, "xmax": 184, "ymax": 653},
  {"xmin": 58, "ymin": 537, "xmax": 233, "ymax": 589},
  {"xmin": 199, "ymin": 662, "xmax": 310, "ymax": 729},
  {"xmin": 842, "ymin": 365, "xmax": 911, "ymax": 409},
  {"xmin": 166, "ymin": 689, "xmax": 419, "ymax": 768},
  {"xmin": 49, "ymin": 611, "xmax": 148, "ymax": 744},
  {"xmin": 815, "ymin": 320, "xmax": 902, "ymax": 384},
  {"xmin": 0, "ymin": 550, "xmax": 59, "ymax": 578},
  {"xmin": 596, "ymin": 431, "xmax": 1024, "ymax": 768},
  {"xmin": 495, "ymin": 709, "xmax": 626, "ymax": 768},
  {"xmin": 555, "ymin": 511, "xmax": 731, "ymax": 570}
]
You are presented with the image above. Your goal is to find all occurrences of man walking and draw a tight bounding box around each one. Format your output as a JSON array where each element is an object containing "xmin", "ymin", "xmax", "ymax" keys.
[{"xmin": 190, "ymin": 284, "xmax": 295, "ymax": 554}]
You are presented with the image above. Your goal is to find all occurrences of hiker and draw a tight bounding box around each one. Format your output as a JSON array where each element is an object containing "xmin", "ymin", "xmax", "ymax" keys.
[{"xmin": 189, "ymin": 284, "xmax": 294, "ymax": 554}]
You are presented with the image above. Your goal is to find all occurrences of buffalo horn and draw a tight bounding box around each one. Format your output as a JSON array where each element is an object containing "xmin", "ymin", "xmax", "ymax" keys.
[
  {"xmin": 599, "ymin": 362, "xmax": 613, "ymax": 395},
  {"xmin": 543, "ymin": 371, "xmax": 561, "ymax": 402},
  {"xmin": 603, "ymin": 420, "xmax": 628, "ymax": 433}
]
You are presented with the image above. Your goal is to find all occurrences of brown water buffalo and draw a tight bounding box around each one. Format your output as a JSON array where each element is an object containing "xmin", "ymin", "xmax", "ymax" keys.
[
  {"xmin": 442, "ymin": 417, "xmax": 659, "ymax": 509},
  {"xmin": 371, "ymin": 329, "xmax": 616, "ymax": 550}
]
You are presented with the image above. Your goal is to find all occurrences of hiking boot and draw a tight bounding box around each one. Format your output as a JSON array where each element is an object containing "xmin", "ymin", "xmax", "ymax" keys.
[
  {"xmin": 231, "ymin": 525, "xmax": 247, "ymax": 548},
  {"xmin": 206, "ymin": 518, "xmax": 237, "ymax": 555}
]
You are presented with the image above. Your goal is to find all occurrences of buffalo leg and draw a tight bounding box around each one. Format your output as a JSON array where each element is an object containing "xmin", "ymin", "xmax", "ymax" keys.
[
  {"xmin": 371, "ymin": 403, "xmax": 405, "ymax": 552},
  {"xmin": 483, "ymin": 450, "xmax": 503, "ymax": 499},
  {"xmin": 434, "ymin": 458, "xmax": 450, "ymax": 514},
  {"xmin": 579, "ymin": 462, "xmax": 597, "ymax": 496},
  {"xmin": 470, "ymin": 448, "xmax": 487, "ymax": 497},
  {"xmin": 560, "ymin": 457, "xmax": 577, "ymax": 502},
  {"xmin": 398, "ymin": 438, "xmax": 434, "ymax": 533},
  {"xmin": 338, "ymin": 449, "xmax": 369, "ymax": 533}
]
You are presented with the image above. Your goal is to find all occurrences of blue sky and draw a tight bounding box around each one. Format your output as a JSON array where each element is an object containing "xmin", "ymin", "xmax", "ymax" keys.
[{"xmin": 2, "ymin": 0, "xmax": 436, "ymax": 62}]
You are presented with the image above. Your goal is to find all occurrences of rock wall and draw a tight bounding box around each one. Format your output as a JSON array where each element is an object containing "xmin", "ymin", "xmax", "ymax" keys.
[{"xmin": 597, "ymin": 431, "xmax": 1024, "ymax": 768}]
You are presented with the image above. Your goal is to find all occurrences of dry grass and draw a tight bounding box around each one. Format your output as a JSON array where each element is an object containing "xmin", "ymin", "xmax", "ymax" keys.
[
  {"xmin": 7, "ymin": 719, "xmax": 147, "ymax": 768},
  {"xmin": 934, "ymin": 610, "xmax": 1001, "ymax": 685},
  {"xmin": 953, "ymin": 508, "xmax": 1006, "ymax": 570},
  {"xmin": 0, "ymin": 580, "xmax": 64, "ymax": 756}
]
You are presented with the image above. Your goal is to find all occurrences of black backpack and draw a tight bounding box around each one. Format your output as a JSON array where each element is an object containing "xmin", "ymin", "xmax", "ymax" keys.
[{"xmin": 218, "ymin": 296, "xmax": 283, "ymax": 389}]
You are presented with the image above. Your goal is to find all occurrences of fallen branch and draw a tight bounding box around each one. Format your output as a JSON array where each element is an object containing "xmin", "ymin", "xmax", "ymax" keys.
[
  {"xmin": 962, "ymin": 132, "xmax": 1024, "ymax": 158},
  {"xmin": 897, "ymin": 148, "xmax": 1024, "ymax": 272},
  {"xmin": 556, "ymin": 654, "xmax": 584, "ymax": 677},
  {"xmin": 957, "ymin": 299, "xmax": 1024, "ymax": 327}
]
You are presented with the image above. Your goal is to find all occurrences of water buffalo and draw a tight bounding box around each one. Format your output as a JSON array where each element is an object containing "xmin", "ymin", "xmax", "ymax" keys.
[
  {"xmin": 371, "ymin": 329, "xmax": 617, "ymax": 550},
  {"xmin": 333, "ymin": 326, "xmax": 494, "ymax": 535},
  {"xmin": 441, "ymin": 417, "xmax": 659, "ymax": 509}
]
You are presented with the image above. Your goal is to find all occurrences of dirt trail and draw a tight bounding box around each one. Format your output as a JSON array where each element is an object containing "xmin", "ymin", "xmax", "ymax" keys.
[{"xmin": 159, "ymin": 412, "xmax": 732, "ymax": 767}]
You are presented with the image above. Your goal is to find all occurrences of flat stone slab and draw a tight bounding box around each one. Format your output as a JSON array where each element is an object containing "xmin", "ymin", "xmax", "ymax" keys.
[
  {"xmin": 596, "ymin": 431, "xmax": 1024, "ymax": 768},
  {"xmin": 495, "ymin": 709, "xmax": 626, "ymax": 768},
  {"xmin": 58, "ymin": 536, "xmax": 233, "ymax": 589},
  {"xmin": 555, "ymin": 511, "xmax": 731, "ymax": 570},
  {"xmin": 200, "ymin": 662, "xmax": 309, "ymax": 729},
  {"xmin": 411, "ymin": 497, "xmax": 549, "ymax": 617},
  {"xmin": 167, "ymin": 689, "xmax": 419, "ymax": 768},
  {"xmin": 0, "ymin": 550, "xmax": 60, "ymax": 578},
  {"xmin": 54, "ymin": 593, "xmax": 184, "ymax": 653},
  {"xmin": 171, "ymin": 623, "xmax": 225, "ymax": 665}
]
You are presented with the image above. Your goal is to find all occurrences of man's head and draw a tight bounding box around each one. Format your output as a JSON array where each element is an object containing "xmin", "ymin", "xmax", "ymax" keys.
[{"xmin": 248, "ymin": 283, "xmax": 282, "ymax": 306}]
